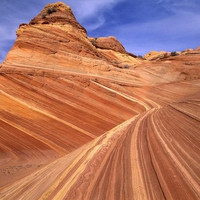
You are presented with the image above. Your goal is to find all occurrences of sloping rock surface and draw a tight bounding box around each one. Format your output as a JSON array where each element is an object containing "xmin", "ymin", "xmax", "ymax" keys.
[{"xmin": 0, "ymin": 2, "xmax": 200, "ymax": 200}]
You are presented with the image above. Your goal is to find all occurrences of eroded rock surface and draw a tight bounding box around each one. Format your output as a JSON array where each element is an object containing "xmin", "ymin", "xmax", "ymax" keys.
[
  {"xmin": 89, "ymin": 36, "xmax": 126, "ymax": 53},
  {"xmin": 0, "ymin": 2, "xmax": 200, "ymax": 200}
]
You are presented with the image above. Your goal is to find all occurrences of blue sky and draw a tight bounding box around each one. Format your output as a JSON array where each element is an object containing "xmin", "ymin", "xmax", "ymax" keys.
[{"xmin": 0, "ymin": 0, "xmax": 200, "ymax": 62}]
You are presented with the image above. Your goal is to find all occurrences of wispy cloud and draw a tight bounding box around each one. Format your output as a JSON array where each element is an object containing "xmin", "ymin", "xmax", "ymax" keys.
[
  {"xmin": 66, "ymin": 0, "xmax": 125, "ymax": 31},
  {"xmin": 67, "ymin": 0, "xmax": 124, "ymax": 21}
]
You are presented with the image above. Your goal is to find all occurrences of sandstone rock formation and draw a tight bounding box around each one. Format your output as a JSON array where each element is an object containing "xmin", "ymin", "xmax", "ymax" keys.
[
  {"xmin": 144, "ymin": 50, "xmax": 169, "ymax": 60},
  {"xmin": 89, "ymin": 36, "xmax": 127, "ymax": 53},
  {"xmin": 0, "ymin": 2, "xmax": 200, "ymax": 200},
  {"xmin": 144, "ymin": 50, "xmax": 182, "ymax": 60}
]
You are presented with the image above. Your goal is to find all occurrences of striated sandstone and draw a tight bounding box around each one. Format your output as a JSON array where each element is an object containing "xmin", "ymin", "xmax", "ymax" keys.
[{"xmin": 0, "ymin": 2, "xmax": 200, "ymax": 200}]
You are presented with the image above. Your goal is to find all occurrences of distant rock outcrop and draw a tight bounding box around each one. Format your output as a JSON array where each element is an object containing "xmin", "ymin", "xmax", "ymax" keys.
[
  {"xmin": 89, "ymin": 36, "xmax": 126, "ymax": 53},
  {"xmin": 144, "ymin": 50, "xmax": 182, "ymax": 60},
  {"xmin": 0, "ymin": 2, "xmax": 200, "ymax": 200},
  {"xmin": 144, "ymin": 50, "xmax": 168, "ymax": 60}
]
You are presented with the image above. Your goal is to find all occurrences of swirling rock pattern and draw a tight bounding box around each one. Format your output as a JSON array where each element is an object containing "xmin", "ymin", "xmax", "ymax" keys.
[{"xmin": 0, "ymin": 2, "xmax": 200, "ymax": 200}]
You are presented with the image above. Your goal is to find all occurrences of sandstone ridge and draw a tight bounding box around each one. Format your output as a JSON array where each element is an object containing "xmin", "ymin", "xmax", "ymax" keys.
[
  {"xmin": 0, "ymin": 2, "xmax": 200, "ymax": 200},
  {"xmin": 3, "ymin": 1, "xmax": 139, "ymax": 77}
]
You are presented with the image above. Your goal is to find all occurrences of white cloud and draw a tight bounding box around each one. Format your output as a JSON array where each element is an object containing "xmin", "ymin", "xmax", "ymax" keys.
[
  {"xmin": 66, "ymin": 0, "xmax": 123, "ymax": 20},
  {"xmin": 65, "ymin": 0, "xmax": 124, "ymax": 30},
  {"xmin": 84, "ymin": 17, "xmax": 106, "ymax": 31}
]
